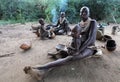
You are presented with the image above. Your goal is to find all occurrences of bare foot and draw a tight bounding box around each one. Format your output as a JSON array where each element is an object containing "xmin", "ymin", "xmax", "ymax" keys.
[{"xmin": 23, "ymin": 66, "xmax": 46, "ymax": 80}]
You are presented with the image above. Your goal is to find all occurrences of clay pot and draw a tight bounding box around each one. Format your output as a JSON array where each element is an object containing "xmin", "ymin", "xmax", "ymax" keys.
[
  {"xmin": 96, "ymin": 30, "xmax": 103, "ymax": 40},
  {"xmin": 48, "ymin": 32, "xmax": 55, "ymax": 39},
  {"xmin": 111, "ymin": 26, "xmax": 118, "ymax": 35},
  {"xmin": 106, "ymin": 40, "xmax": 116, "ymax": 51},
  {"xmin": 103, "ymin": 35, "xmax": 112, "ymax": 42},
  {"xmin": 20, "ymin": 42, "xmax": 32, "ymax": 50}
]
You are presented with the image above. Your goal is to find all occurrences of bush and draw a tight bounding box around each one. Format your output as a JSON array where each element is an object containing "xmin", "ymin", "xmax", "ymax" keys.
[{"xmin": 0, "ymin": 0, "xmax": 120, "ymax": 24}]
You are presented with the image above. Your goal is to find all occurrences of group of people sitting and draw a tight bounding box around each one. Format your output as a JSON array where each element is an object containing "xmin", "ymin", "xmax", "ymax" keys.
[
  {"xmin": 31, "ymin": 12, "xmax": 70, "ymax": 40},
  {"xmin": 24, "ymin": 6, "xmax": 98, "ymax": 80}
]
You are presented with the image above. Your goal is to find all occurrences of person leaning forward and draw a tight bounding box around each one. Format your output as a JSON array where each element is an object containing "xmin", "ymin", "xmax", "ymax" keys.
[{"xmin": 32, "ymin": 18, "xmax": 55, "ymax": 40}]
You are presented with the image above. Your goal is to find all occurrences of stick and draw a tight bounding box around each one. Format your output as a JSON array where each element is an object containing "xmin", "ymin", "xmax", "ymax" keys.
[{"xmin": 0, "ymin": 53, "xmax": 14, "ymax": 58}]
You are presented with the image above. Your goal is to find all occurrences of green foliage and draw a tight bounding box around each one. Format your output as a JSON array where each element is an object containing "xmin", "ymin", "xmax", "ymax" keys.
[
  {"xmin": 0, "ymin": 0, "xmax": 46, "ymax": 23},
  {"xmin": 44, "ymin": 0, "xmax": 58, "ymax": 23},
  {"xmin": 66, "ymin": 0, "xmax": 79, "ymax": 23},
  {"xmin": 0, "ymin": 0, "xmax": 120, "ymax": 24}
]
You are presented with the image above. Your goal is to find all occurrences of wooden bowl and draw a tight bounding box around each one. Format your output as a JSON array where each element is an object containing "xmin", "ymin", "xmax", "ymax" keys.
[{"xmin": 56, "ymin": 44, "xmax": 66, "ymax": 51}]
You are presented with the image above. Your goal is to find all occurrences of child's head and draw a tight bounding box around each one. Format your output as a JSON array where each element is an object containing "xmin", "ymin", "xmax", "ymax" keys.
[
  {"xmin": 71, "ymin": 26, "xmax": 80, "ymax": 38},
  {"xmin": 39, "ymin": 18, "xmax": 45, "ymax": 25}
]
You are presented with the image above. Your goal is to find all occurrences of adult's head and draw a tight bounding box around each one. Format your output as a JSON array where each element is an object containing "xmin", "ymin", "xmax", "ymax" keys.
[
  {"xmin": 80, "ymin": 6, "xmax": 90, "ymax": 21},
  {"xmin": 39, "ymin": 18, "xmax": 45, "ymax": 25},
  {"xmin": 60, "ymin": 12, "xmax": 65, "ymax": 18}
]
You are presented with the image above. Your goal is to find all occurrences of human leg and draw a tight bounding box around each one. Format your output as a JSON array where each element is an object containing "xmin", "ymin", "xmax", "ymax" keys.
[
  {"xmin": 24, "ymin": 48, "xmax": 93, "ymax": 71},
  {"xmin": 23, "ymin": 48, "xmax": 94, "ymax": 80},
  {"xmin": 72, "ymin": 48, "xmax": 94, "ymax": 60},
  {"xmin": 23, "ymin": 56, "xmax": 73, "ymax": 80},
  {"xmin": 35, "ymin": 56, "xmax": 73, "ymax": 70},
  {"xmin": 40, "ymin": 31, "xmax": 49, "ymax": 40}
]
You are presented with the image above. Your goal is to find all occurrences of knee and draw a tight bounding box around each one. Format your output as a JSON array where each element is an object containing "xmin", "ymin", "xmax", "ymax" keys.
[{"xmin": 65, "ymin": 56, "xmax": 73, "ymax": 61}]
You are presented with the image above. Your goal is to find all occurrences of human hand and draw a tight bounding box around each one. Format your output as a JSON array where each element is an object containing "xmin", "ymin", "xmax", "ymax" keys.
[{"xmin": 67, "ymin": 46, "xmax": 76, "ymax": 55}]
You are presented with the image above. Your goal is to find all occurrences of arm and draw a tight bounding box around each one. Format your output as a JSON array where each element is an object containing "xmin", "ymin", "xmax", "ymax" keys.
[
  {"xmin": 54, "ymin": 19, "xmax": 60, "ymax": 27},
  {"xmin": 64, "ymin": 19, "xmax": 68, "ymax": 25},
  {"xmin": 64, "ymin": 19, "xmax": 69, "ymax": 29},
  {"xmin": 40, "ymin": 25, "xmax": 48, "ymax": 32},
  {"xmin": 78, "ymin": 20, "xmax": 97, "ymax": 53}
]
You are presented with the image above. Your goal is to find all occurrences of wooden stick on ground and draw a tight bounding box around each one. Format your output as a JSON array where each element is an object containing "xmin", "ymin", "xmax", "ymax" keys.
[{"xmin": 0, "ymin": 53, "xmax": 14, "ymax": 58}]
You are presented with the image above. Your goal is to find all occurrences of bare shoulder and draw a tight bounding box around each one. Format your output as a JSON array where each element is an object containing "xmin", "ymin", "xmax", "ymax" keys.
[
  {"xmin": 75, "ymin": 23, "xmax": 80, "ymax": 27},
  {"xmin": 91, "ymin": 19, "xmax": 97, "ymax": 23}
]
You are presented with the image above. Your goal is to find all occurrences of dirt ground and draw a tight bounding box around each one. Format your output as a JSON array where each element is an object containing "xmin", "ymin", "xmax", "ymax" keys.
[{"xmin": 0, "ymin": 23, "xmax": 120, "ymax": 82}]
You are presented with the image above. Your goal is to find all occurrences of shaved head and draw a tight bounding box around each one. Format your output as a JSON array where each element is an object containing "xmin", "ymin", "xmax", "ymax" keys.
[{"xmin": 80, "ymin": 6, "xmax": 90, "ymax": 16}]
